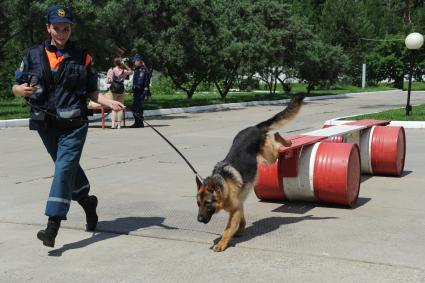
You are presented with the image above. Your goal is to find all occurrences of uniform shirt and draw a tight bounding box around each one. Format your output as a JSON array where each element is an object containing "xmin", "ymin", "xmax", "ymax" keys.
[
  {"xmin": 133, "ymin": 65, "xmax": 149, "ymax": 89},
  {"xmin": 15, "ymin": 40, "xmax": 98, "ymax": 94}
]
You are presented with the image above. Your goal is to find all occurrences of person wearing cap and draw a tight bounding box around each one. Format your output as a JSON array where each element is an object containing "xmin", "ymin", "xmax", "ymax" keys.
[
  {"xmin": 131, "ymin": 54, "xmax": 150, "ymax": 128},
  {"xmin": 12, "ymin": 5, "xmax": 125, "ymax": 248}
]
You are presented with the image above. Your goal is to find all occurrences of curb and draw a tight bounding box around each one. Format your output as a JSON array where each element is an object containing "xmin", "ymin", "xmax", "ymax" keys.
[{"xmin": 2, "ymin": 89, "xmax": 423, "ymax": 129}]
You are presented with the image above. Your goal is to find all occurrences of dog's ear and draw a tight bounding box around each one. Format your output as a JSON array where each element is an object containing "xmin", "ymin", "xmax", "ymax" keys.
[{"xmin": 196, "ymin": 175, "xmax": 203, "ymax": 191}]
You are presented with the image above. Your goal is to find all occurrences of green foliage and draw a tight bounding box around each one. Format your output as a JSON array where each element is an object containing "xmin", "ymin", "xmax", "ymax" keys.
[
  {"xmin": 297, "ymin": 39, "xmax": 349, "ymax": 93},
  {"xmin": 150, "ymin": 75, "xmax": 177, "ymax": 96},
  {"xmin": 0, "ymin": 97, "xmax": 30, "ymax": 119},
  {"xmin": 365, "ymin": 36, "xmax": 407, "ymax": 88},
  {"xmin": 0, "ymin": 40, "xmax": 22, "ymax": 99},
  {"xmin": 209, "ymin": 0, "xmax": 259, "ymax": 97},
  {"xmin": 1, "ymin": 0, "xmax": 424, "ymax": 101},
  {"xmin": 143, "ymin": 0, "xmax": 222, "ymax": 99},
  {"xmin": 235, "ymin": 77, "xmax": 260, "ymax": 91},
  {"xmin": 320, "ymin": 0, "xmax": 374, "ymax": 52}
]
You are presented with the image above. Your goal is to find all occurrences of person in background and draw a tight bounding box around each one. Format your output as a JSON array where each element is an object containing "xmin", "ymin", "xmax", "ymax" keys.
[
  {"xmin": 12, "ymin": 5, "xmax": 125, "ymax": 247},
  {"xmin": 131, "ymin": 54, "xmax": 150, "ymax": 128},
  {"xmin": 106, "ymin": 57, "xmax": 132, "ymax": 129}
]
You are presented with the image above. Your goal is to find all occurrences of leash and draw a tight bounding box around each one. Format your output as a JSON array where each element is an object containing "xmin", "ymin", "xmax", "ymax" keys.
[
  {"xmin": 24, "ymin": 96, "xmax": 203, "ymax": 182},
  {"xmin": 130, "ymin": 108, "xmax": 203, "ymax": 183}
]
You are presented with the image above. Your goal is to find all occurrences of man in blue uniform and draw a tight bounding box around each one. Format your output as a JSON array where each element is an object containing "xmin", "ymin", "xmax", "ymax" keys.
[
  {"xmin": 131, "ymin": 54, "xmax": 150, "ymax": 128},
  {"xmin": 12, "ymin": 6, "xmax": 125, "ymax": 247}
]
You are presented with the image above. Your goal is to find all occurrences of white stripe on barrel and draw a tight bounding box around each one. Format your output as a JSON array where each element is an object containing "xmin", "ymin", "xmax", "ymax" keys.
[
  {"xmin": 282, "ymin": 143, "xmax": 320, "ymax": 201},
  {"xmin": 359, "ymin": 126, "xmax": 375, "ymax": 174},
  {"xmin": 280, "ymin": 141, "xmax": 361, "ymax": 206},
  {"xmin": 359, "ymin": 126, "xmax": 405, "ymax": 176}
]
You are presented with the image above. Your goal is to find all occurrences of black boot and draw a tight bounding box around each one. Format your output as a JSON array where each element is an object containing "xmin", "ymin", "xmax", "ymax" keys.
[
  {"xmin": 130, "ymin": 116, "xmax": 144, "ymax": 128},
  {"xmin": 37, "ymin": 217, "xmax": 61, "ymax": 247},
  {"xmin": 78, "ymin": 195, "xmax": 98, "ymax": 231}
]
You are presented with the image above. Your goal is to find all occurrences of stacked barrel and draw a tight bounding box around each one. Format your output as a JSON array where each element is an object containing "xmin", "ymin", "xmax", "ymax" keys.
[
  {"xmin": 359, "ymin": 126, "xmax": 405, "ymax": 176},
  {"xmin": 254, "ymin": 120, "xmax": 406, "ymax": 207}
]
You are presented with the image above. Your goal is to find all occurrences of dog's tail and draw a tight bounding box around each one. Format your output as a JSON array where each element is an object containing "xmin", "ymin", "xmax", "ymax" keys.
[{"xmin": 256, "ymin": 93, "xmax": 305, "ymax": 132}]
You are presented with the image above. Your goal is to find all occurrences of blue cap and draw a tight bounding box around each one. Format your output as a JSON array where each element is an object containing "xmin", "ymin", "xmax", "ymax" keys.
[
  {"xmin": 133, "ymin": 54, "xmax": 142, "ymax": 62},
  {"xmin": 47, "ymin": 6, "xmax": 75, "ymax": 24}
]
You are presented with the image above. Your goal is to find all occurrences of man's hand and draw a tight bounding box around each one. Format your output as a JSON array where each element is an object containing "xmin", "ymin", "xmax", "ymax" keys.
[
  {"xmin": 108, "ymin": 100, "xmax": 126, "ymax": 111},
  {"xmin": 88, "ymin": 91, "xmax": 126, "ymax": 111},
  {"xmin": 12, "ymin": 83, "xmax": 34, "ymax": 97}
]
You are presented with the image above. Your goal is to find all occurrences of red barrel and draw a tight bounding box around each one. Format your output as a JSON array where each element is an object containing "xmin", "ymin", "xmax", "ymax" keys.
[
  {"xmin": 370, "ymin": 126, "xmax": 406, "ymax": 176},
  {"xmin": 255, "ymin": 142, "xmax": 361, "ymax": 207},
  {"xmin": 313, "ymin": 143, "xmax": 361, "ymax": 207},
  {"xmin": 254, "ymin": 161, "xmax": 286, "ymax": 200},
  {"xmin": 323, "ymin": 135, "xmax": 345, "ymax": 143}
]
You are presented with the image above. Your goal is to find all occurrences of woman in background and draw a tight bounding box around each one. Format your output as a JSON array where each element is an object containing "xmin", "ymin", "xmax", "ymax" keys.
[{"xmin": 106, "ymin": 58, "xmax": 132, "ymax": 129}]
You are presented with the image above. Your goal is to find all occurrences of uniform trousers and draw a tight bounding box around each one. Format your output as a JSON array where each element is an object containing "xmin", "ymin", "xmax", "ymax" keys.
[{"xmin": 37, "ymin": 123, "xmax": 90, "ymax": 219}]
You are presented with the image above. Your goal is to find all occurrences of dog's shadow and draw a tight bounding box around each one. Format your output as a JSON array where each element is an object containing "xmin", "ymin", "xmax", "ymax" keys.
[
  {"xmin": 48, "ymin": 216, "xmax": 177, "ymax": 257},
  {"xmin": 213, "ymin": 215, "xmax": 337, "ymax": 248}
]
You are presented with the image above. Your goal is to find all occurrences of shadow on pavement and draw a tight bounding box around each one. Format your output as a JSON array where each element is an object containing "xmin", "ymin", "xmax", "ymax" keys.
[
  {"xmin": 148, "ymin": 115, "xmax": 190, "ymax": 120},
  {"xmin": 215, "ymin": 215, "xmax": 337, "ymax": 248},
  {"xmin": 48, "ymin": 216, "xmax": 177, "ymax": 257},
  {"xmin": 401, "ymin": 170, "xmax": 413, "ymax": 177},
  {"xmin": 268, "ymin": 197, "xmax": 371, "ymax": 214},
  {"xmin": 361, "ymin": 171, "xmax": 412, "ymax": 179}
]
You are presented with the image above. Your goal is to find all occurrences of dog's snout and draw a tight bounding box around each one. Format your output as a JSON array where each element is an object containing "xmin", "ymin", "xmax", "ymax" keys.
[{"xmin": 197, "ymin": 214, "xmax": 210, "ymax": 224}]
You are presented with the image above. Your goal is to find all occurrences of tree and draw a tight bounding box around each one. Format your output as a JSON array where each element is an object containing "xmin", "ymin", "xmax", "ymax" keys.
[
  {"xmin": 248, "ymin": 0, "xmax": 293, "ymax": 95},
  {"xmin": 319, "ymin": 0, "xmax": 375, "ymax": 85},
  {"xmin": 365, "ymin": 35, "xmax": 410, "ymax": 88},
  {"xmin": 275, "ymin": 15, "xmax": 316, "ymax": 94},
  {"xmin": 210, "ymin": 0, "xmax": 253, "ymax": 98},
  {"xmin": 296, "ymin": 39, "xmax": 349, "ymax": 94}
]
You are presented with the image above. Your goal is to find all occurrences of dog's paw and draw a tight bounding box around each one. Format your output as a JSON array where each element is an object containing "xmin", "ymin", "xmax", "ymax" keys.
[
  {"xmin": 212, "ymin": 241, "xmax": 228, "ymax": 252},
  {"xmin": 274, "ymin": 132, "xmax": 292, "ymax": 147}
]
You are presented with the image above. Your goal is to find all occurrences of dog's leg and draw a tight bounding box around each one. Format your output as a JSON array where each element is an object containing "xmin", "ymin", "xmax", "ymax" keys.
[
  {"xmin": 213, "ymin": 208, "xmax": 242, "ymax": 252},
  {"xmin": 234, "ymin": 209, "xmax": 246, "ymax": 237},
  {"xmin": 274, "ymin": 132, "xmax": 292, "ymax": 147}
]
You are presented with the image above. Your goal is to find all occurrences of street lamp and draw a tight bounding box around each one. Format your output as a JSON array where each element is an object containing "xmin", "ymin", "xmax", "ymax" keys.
[{"xmin": 404, "ymin": 32, "xmax": 424, "ymax": 116}]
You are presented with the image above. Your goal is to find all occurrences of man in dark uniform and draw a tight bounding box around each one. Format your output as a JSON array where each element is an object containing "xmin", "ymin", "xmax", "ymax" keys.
[
  {"xmin": 12, "ymin": 6, "xmax": 125, "ymax": 247},
  {"xmin": 131, "ymin": 54, "xmax": 150, "ymax": 128}
]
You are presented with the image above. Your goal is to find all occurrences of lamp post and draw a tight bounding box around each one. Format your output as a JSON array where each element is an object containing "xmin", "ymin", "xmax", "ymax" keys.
[{"xmin": 404, "ymin": 32, "xmax": 424, "ymax": 116}]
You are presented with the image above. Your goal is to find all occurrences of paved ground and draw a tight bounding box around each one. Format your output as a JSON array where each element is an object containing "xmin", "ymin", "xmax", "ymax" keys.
[{"xmin": 1, "ymin": 90, "xmax": 425, "ymax": 282}]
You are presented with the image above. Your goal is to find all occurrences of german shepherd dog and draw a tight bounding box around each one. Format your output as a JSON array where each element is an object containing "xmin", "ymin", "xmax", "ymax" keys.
[{"xmin": 196, "ymin": 93, "xmax": 305, "ymax": 252}]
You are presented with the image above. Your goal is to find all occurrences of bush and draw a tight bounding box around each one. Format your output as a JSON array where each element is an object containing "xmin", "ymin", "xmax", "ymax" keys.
[
  {"xmin": 236, "ymin": 77, "xmax": 260, "ymax": 91},
  {"xmin": 150, "ymin": 75, "xmax": 177, "ymax": 96},
  {"xmin": 197, "ymin": 82, "xmax": 214, "ymax": 92},
  {"xmin": 0, "ymin": 41, "xmax": 22, "ymax": 100}
]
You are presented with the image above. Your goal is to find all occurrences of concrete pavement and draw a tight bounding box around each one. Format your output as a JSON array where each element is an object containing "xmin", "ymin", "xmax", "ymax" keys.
[{"xmin": 1, "ymin": 90, "xmax": 425, "ymax": 282}]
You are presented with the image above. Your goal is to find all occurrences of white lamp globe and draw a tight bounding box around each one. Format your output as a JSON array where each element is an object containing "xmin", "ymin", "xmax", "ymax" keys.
[{"xmin": 405, "ymin": 32, "xmax": 424, "ymax": 50}]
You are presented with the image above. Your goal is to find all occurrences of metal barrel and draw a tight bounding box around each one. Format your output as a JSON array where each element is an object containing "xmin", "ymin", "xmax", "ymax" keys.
[
  {"xmin": 255, "ymin": 142, "xmax": 361, "ymax": 207},
  {"xmin": 360, "ymin": 126, "xmax": 406, "ymax": 176},
  {"xmin": 254, "ymin": 161, "xmax": 285, "ymax": 200},
  {"xmin": 313, "ymin": 143, "xmax": 361, "ymax": 207},
  {"xmin": 322, "ymin": 135, "xmax": 345, "ymax": 143}
]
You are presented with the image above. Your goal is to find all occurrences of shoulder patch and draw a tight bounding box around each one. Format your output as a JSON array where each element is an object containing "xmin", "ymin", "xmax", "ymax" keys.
[{"xmin": 19, "ymin": 61, "xmax": 25, "ymax": 72}]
